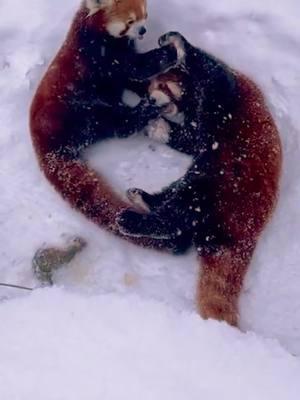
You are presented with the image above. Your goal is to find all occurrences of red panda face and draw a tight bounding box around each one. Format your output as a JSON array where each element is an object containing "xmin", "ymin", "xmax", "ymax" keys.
[
  {"xmin": 149, "ymin": 72, "xmax": 184, "ymax": 106},
  {"xmin": 86, "ymin": 0, "xmax": 148, "ymax": 39}
]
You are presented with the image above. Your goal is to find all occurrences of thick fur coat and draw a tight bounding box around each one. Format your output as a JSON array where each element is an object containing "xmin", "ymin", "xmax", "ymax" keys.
[
  {"xmin": 30, "ymin": 0, "xmax": 181, "ymax": 252},
  {"xmin": 117, "ymin": 33, "xmax": 282, "ymax": 325}
]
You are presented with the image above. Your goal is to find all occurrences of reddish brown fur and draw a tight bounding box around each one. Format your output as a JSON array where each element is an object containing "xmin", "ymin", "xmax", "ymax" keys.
[
  {"xmin": 107, "ymin": 0, "xmax": 147, "ymax": 21},
  {"xmin": 30, "ymin": 2, "xmax": 171, "ymax": 252},
  {"xmin": 148, "ymin": 67, "xmax": 281, "ymax": 325},
  {"xmin": 197, "ymin": 73, "xmax": 282, "ymax": 325},
  {"xmin": 30, "ymin": 2, "xmax": 281, "ymax": 326},
  {"xmin": 145, "ymin": 67, "xmax": 281, "ymax": 325},
  {"xmin": 86, "ymin": 0, "xmax": 147, "ymax": 36},
  {"xmin": 30, "ymin": 7, "xmax": 121, "ymax": 227}
]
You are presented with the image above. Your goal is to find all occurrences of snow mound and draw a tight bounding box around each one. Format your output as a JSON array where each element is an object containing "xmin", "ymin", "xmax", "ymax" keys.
[{"xmin": 0, "ymin": 288, "xmax": 299, "ymax": 400}]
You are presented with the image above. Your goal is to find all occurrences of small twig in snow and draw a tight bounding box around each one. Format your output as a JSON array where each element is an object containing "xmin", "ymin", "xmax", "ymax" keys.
[{"xmin": 0, "ymin": 283, "xmax": 34, "ymax": 291}]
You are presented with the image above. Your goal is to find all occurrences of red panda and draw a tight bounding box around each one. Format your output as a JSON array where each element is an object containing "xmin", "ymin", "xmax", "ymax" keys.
[
  {"xmin": 117, "ymin": 32, "xmax": 282, "ymax": 326},
  {"xmin": 30, "ymin": 1, "xmax": 182, "ymax": 252}
]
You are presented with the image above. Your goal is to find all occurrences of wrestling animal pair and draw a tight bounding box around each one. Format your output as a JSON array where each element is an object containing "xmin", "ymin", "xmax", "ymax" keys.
[{"xmin": 30, "ymin": 0, "xmax": 281, "ymax": 326}]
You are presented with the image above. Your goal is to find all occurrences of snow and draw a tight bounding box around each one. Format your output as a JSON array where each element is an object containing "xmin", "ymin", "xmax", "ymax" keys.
[
  {"xmin": 1, "ymin": 288, "xmax": 300, "ymax": 400},
  {"xmin": 0, "ymin": 0, "xmax": 300, "ymax": 398}
]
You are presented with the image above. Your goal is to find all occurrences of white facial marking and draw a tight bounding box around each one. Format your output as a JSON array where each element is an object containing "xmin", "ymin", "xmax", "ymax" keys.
[
  {"xmin": 165, "ymin": 110, "xmax": 185, "ymax": 125},
  {"xmin": 129, "ymin": 12, "xmax": 136, "ymax": 21},
  {"xmin": 106, "ymin": 20, "xmax": 126, "ymax": 37},
  {"xmin": 127, "ymin": 19, "xmax": 146, "ymax": 39},
  {"xmin": 160, "ymin": 101, "xmax": 185, "ymax": 125},
  {"xmin": 86, "ymin": 0, "xmax": 112, "ymax": 16},
  {"xmin": 165, "ymin": 81, "xmax": 182, "ymax": 100},
  {"xmin": 150, "ymin": 89, "xmax": 171, "ymax": 106},
  {"xmin": 163, "ymin": 103, "xmax": 178, "ymax": 116}
]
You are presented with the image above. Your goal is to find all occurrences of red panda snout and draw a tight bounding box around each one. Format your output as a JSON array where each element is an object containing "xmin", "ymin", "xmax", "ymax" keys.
[
  {"xmin": 107, "ymin": 18, "xmax": 146, "ymax": 39},
  {"xmin": 126, "ymin": 21, "xmax": 147, "ymax": 39},
  {"xmin": 149, "ymin": 78, "xmax": 183, "ymax": 106}
]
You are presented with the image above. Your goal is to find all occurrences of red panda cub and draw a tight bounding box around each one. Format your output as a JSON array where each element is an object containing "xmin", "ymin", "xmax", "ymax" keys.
[
  {"xmin": 118, "ymin": 32, "xmax": 282, "ymax": 326},
  {"xmin": 30, "ymin": 1, "xmax": 182, "ymax": 252}
]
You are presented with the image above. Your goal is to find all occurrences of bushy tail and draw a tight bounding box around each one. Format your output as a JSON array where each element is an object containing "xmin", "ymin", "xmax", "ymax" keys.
[
  {"xmin": 40, "ymin": 152, "xmax": 176, "ymax": 252},
  {"xmin": 197, "ymin": 241, "xmax": 255, "ymax": 326}
]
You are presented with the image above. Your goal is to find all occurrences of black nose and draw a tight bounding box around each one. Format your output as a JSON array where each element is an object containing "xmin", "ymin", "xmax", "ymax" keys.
[{"xmin": 139, "ymin": 26, "xmax": 147, "ymax": 36}]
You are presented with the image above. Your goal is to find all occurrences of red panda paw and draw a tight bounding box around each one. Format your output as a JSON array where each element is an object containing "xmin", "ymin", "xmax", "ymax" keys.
[
  {"xmin": 159, "ymin": 32, "xmax": 186, "ymax": 62},
  {"xmin": 145, "ymin": 118, "xmax": 171, "ymax": 144},
  {"xmin": 116, "ymin": 210, "xmax": 173, "ymax": 240},
  {"xmin": 126, "ymin": 188, "xmax": 151, "ymax": 212}
]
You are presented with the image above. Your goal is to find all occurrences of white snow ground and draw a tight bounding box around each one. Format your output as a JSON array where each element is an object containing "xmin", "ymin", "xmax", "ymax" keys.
[{"xmin": 0, "ymin": 0, "xmax": 300, "ymax": 398}]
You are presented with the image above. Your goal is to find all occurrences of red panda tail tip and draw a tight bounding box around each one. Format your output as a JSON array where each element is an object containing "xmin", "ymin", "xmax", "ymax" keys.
[
  {"xmin": 197, "ymin": 269, "xmax": 240, "ymax": 326},
  {"xmin": 198, "ymin": 298, "xmax": 239, "ymax": 327},
  {"xmin": 196, "ymin": 243, "xmax": 255, "ymax": 326}
]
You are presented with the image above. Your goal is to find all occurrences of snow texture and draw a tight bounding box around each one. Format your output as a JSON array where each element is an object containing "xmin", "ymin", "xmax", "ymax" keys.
[
  {"xmin": 1, "ymin": 288, "xmax": 300, "ymax": 400},
  {"xmin": 0, "ymin": 0, "xmax": 300, "ymax": 398}
]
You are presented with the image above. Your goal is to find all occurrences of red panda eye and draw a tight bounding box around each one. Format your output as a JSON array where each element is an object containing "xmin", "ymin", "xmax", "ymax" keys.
[{"xmin": 127, "ymin": 20, "xmax": 134, "ymax": 26}]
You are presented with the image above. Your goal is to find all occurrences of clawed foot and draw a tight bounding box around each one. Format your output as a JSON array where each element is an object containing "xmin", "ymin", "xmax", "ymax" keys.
[
  {"xmin": 159, "ymin": 31, "xmax": 186, "ymax": 62},
  {"xmin": 126, "ymin": 187, "xmax": 163, "ymax": 211},
  {"xmin": 116, "ymin": 209, "xmax": 150, "ymax": 238},
  {"xmin": 117, "ymin": 208, "xmax": 193, "ymax": 254},
  {"xmin": 116, "ymin": 210, "xmax": 142, "ymax": 237},
  {"xmin": 126, "ymin": 188, "xmax": 151, "ymax": 212},
  {"xmin": 116, "ymin": 209, "xmax": 172, "ymax": 240}
]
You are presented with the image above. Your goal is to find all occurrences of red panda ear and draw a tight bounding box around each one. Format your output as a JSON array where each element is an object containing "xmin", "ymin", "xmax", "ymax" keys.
[{"xmin": 85, "ymin": 0, "xmax": 113, "ymax": 17}]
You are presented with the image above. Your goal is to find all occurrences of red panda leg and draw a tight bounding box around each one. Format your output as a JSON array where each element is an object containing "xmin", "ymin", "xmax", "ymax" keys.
[
  {"xmin": 40, "ymin": 152, "xmax": 176, "ymax": 252},
  {"xmin": 196, "ymin": 242, "xmax": 255, "ymax": 326}
]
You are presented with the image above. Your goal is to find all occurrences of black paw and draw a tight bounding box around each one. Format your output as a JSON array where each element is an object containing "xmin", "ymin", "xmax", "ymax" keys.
[
  {"xmin": 158, "ymin": 32, "xmax": 186, "ymax": 61},
  {"xmin": 116, "ymin": 209, "xmax": 149, "ymax": 238},
  {"xmin": 126, "ymin": 188, "xmax": 151, "ymax": 212},
  {"xmin": 158, "ymin": 31, "xmax": 183, "ymax": 47},
  {"xmin": 117, "ymin": 209, "xmax": 172, "ymax": 239},
  {"xmin": 127, "ymin": 187, "xmax": 166, "ymax": 211},
  {"xmin": 170, "ymin": 231, "xmax": 193, "ymax": 255}
]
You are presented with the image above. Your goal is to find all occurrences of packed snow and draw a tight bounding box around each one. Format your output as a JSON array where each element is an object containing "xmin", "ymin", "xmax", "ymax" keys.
[
  {"xmin": 1, "ymin": 288, "xmax": 300, "ymax": 400},
  {"xmin": 1, "ymin": 0, "xmax": 300, "ymax": 399}
]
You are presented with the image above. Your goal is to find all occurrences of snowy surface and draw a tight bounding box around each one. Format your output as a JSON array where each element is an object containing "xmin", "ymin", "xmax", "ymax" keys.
[
  {"xmin": 1, "ymin": 288, "xmax": 300, "ymax": 400},
  {"xmin": 1, "ymin": 0, "xmax": 300, "ymax": 398}
]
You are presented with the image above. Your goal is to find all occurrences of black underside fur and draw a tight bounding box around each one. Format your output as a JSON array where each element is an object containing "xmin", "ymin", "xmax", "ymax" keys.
[
  {"xmin": 57, "ymin": 29, "xmax": 178, "ymax": 158},
  {"xmin": 117, "ymin": 33, "xmax": 237, "ymax": 255}
]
